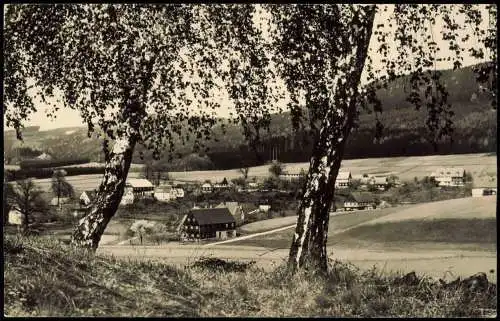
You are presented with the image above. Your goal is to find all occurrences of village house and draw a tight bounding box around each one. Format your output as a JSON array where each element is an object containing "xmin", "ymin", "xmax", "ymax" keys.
[
  {"xmin": 216, "ymin": 201, "xmax": 245, "ymax": 226},
  {"xmin": 369, "ymin": 176, "xmax": 389, "ymax": 190},
  {"xmin": 201, "ymin": 182, "xmax": 213, "ymax": 194},
  {"xmin": 344, "ymin": 192, "xmax": 377, "ymax": 211},
  {"xmin": 178, "ymin": 207, "xmax": 236, "ymax": 242},
  {"xmin": 154, "ymin": 185, "xmax": 176, "ymax": 202},
  {"xmin": 430, "ymin": 168, "xmax": 466, "ymax": 187},
  {"xmin": 79, "ymin": 190, "xmax": 97, "ymax": 206},
  {"xmin": 335, "ymin": 171, "xmax": 352, "ymax": 189},
  {"xmin": 279, "ymin": 172, "xmax": 302, "ymax": 182},
  {"xmin": 125, "ymin": 178, "xmax": 154, "ymax": 198}
]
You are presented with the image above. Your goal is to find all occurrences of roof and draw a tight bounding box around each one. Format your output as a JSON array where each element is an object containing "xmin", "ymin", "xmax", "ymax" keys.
[
  {"xmin": 216, "ymin": 202, "xmax": 240, "ymax": 217},
  {"xmin": 189, "ymin": 208, "xmax": 236, "ymax": 225},
  {"xmin": 431, "ymin": 168, "xmax": 465, "ymax": 177},
  {"xmin": 202, "ymin": 183, "xmax": 212, "ymax": 188},
  {"xmin": 350, "ymin": 192, "xmax": 375, "ymax": 203},
  {"xmin": 126, "ymin": 178, "xmax": 154, "ymax": 188},
  {"xmin": 82, "ymin": 190, "xmax": 97, "ymax": 200},
  {"xmin": 155, "ymin": 185, "xmax": 173, "ymax": 192},
  {"xmin": 373, "ymin": 177, "xmax": 387, "ymax": 184},
  {"xmin": 337, "ymin": 171, "xmax": 351, "ymax": 180}
]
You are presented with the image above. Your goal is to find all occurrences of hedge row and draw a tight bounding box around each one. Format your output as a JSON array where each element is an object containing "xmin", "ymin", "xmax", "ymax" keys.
[
  {"xmin": 19, "ymin": 158, "xmax": 91, "ymax": 170},
  {"xmin": 5, "ymin": 166, "xmax": 105, "ymax": 181}
]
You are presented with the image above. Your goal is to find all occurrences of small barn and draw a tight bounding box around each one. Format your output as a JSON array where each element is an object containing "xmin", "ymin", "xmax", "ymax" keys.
[
  {"xmin": 344, "ymin": 192, "xmax": 376, "ymax": 211},
  {"xmin": 179, "ymin": 208, "xmax": 236, "ymax": 242}
]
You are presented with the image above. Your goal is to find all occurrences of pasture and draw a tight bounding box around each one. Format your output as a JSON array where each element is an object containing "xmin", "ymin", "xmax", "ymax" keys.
[{"xmin": 168, "ymin": 152, "xmax": 497, "ymax": 187}]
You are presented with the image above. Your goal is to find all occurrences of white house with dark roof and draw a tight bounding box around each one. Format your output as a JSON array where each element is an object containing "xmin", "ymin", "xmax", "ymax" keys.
[
  {"xmin": 430, "ymin": 168, "xmax": 466, "ymax": 187},
  {"xmin": 125, "ymin": 178, "xmax": 154, "ymax": 198},
  {"xmin": 335, "ymin": 171, "xmax": 352, "ymax": 189}
]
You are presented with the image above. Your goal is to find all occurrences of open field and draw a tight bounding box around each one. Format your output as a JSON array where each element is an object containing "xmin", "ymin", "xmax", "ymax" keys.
[
  {"xmin": 28, "ymin": 171, "xmax": 143, "ymax": 195},
  {"xmin": 169, "ymin": 152, "xmax": 497, "ymax": 187},
  {"xmin": 239, "ymin": 205, "xmax": 411, "ymax": 234},
  {"xmin": 233, "ymin": 196, "xmax": 496, "ymax": 249}
]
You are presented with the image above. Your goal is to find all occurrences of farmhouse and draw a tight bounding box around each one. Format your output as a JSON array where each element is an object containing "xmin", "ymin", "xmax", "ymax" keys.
[
  {"xmin": 430, "ymin": 168, "xmax": 466, "ymax": 187},
  {"xmin": 179, "ymin": 208, "xmax": 236, "ymax": 242},
  {"xmin": 344, "ymin": 192, "xmax": 376, "ymax": 211},
  {"xmin": 79, "ymin": 190, "xmax": 97, "ymax": 206},
  {"xmin": 125, "ymin": 178, "xmax": 154, "ymax": 198},
  {"xmin": 216, "ymin": 201, "xmax": 245, "ymax": 226},
  {"xmin": 335, "ymin": 171, "xmax": 352, "ymax": 189},
  {"xmin": 369, "ymin": 176, "xmax": 388, "ymax": 190},
  {"xmin": 201, "ymin": 183, "xmax": 213, "ymax": 194}
]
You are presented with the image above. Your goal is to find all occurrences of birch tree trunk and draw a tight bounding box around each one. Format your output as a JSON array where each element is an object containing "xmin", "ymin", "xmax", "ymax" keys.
[
  {"xmin": 71, "ymin": 134, "xmax": 136, "ymax": 250},
  {"xmin": 288, "ymin": 6, "xmax": 376, "ymax": 272}
]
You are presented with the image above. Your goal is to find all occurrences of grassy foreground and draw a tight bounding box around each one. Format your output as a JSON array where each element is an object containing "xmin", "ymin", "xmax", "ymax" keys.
[{"xmin": 4, "ymin": 236, "xmax": 497, "ymax": 317}]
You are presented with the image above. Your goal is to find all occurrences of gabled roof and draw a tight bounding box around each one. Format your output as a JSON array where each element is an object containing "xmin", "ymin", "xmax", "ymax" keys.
[
  {"xmin": 216, "ymin": 202, "xmax": 241, "ymax": 217},
  {"xmin": 127, "ymin": 178, "xmax": 154, "ymax": 188},
  {"xmin": 189, "ymin": 208, "xmax": 235, "ymax": 225},
  {"xmin": 349, "ymin": 192, "xmax": 375, "ymax": 203},
  {"xmin": 337, "ymin": 171, "xmax": 352, "ymax": 180},
  {"xmin": 202, "ymin": 183, "xmax": 212, "ymax": 188}
]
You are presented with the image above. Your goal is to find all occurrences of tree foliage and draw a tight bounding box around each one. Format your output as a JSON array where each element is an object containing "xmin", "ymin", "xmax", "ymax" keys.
[{"xmin": 5, "ymin": 179, "xmax": 49, "ymax": 232}]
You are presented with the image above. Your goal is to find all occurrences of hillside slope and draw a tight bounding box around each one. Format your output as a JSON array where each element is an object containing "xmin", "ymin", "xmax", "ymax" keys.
[{"xmin": 4, "ymin": 63, "xmax": 496, "ymax": 170}]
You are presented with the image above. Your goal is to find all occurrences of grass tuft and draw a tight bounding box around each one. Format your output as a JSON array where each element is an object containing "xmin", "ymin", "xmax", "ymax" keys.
[{"xmin": 4, "ymin": 235, "xmax": 497, "ymax": 317}]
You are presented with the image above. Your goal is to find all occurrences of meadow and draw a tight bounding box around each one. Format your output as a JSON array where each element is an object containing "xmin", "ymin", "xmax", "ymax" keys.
[
  {"xmin": 168, "ymin": 152, "xmax": 497, "ymax": 187},
  {"xmin": 4, "ymin": 235, "xmax": 496, "ymax": 317}
]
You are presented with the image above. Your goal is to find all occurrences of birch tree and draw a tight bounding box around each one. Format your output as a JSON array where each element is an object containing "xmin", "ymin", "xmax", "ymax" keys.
[
  {"xmin": 265, "ymin": 4, "xmax": 496, "ymax": 272},
  {"xmin": 4, "ymin": 4, "xmax": 230, "ymax": 249}
]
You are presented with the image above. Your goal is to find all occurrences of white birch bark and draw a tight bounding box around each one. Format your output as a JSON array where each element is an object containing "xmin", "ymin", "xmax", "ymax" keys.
[{"xmin": 288, "ymin": 5, "xmax": 376, "ymax": 272}]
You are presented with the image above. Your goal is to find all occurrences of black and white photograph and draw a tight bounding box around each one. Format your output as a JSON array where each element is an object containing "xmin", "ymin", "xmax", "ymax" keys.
[{"xmin": 3, "ymin": 3, "xmax": 497, "ymax": 317}]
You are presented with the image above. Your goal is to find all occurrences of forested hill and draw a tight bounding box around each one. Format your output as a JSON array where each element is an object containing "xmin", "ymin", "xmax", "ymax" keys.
[{"xmin": 4, "ymin": 63, "xmax": 496, "ymax": 170}]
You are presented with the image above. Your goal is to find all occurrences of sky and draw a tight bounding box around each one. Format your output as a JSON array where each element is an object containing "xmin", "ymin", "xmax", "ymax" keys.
[{"xmin": 4, "ymin": 4, "xmax": 493, "ymax": 132}]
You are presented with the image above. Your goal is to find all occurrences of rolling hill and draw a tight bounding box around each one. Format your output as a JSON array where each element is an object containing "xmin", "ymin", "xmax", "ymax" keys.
[{"xmin": 4, "ymin": 63, "xmax": 496, "ymax": 170}]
